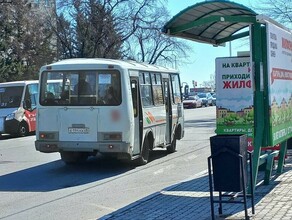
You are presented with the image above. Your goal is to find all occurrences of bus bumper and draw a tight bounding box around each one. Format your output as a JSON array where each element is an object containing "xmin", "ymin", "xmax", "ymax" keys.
[
  {"xmin": 35, "ymin": 140, "xmax": 132, "ymax": 157},
  {"xmin": 4, "ymin": 119, "xmax": 20, "ymax": 134},
  {"xmin": 0, "ymin": 118, "xmax": 20, "ymax": 134}
]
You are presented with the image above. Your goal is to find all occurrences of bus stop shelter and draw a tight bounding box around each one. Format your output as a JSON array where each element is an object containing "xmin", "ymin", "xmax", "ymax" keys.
[{"xmin": 162, "ymin": 1, "xmax": 292, "ymax": 190}]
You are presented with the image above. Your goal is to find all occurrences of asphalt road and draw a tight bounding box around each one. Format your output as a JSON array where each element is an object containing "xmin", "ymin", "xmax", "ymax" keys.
[{"xmin": 0, "ymin": 106, "xmax": 216, "ymax": 220}]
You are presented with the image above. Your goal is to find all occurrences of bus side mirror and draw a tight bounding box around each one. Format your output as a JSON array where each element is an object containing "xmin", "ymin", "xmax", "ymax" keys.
[{"xmin": 24, "ymin": 99, "xmax": 32, "ymax": 110}]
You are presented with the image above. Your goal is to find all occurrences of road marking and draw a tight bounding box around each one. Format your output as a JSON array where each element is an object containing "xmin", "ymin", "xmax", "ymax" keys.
[
  {"xmin": 153, "ymin": 164, "xmax": 175, "ymax": 175},
  {"xmin": 94, "ymin": 204, "xmax": 116, "ymax": 212},
  {"xmin": 161, "ymin": 190, "xmax": 211, "ymax": 198},
  {"xmin": 184, "ymin": 154, "xmax": 198, "ymax": 162}
]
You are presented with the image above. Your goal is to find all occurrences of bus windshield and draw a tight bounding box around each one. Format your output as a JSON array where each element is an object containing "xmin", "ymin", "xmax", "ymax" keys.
[
  {"xmin": 0, "ymin": 86, "xmax": 23, "ymax": 108},
  {"xmin": 40, "ymin": 70, "xmax": 121, "ymax": 106}
]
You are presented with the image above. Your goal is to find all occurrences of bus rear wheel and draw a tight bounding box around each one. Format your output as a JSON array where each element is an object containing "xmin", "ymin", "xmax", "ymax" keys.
[
  {"xmin": 167, "ymin": 137, "xmax": 177, "ymax": 153},
  {"xmin": 60, "ymin": 151, "xmax": 88, "ymax": 164},
  {"xmin": 136, "ymin": 138, "xmax": 150, "ymax": 165}
]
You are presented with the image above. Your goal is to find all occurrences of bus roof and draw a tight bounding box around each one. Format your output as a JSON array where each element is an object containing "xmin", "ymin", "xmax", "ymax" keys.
[
  {"xmin": 41, "ymin": 58, "xmax": 179, "ymax": 74},
  {"xmin": 0, "ymin": 80, "xmax": 38, "ymax": 87}
]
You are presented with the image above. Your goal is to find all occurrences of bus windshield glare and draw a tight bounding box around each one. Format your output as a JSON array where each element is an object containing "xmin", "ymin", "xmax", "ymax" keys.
[
  {"xmin": 0, "ymin": 86, "xmax": 23, "ymax": 108},
  {"xmin": 40, "ymin": 70, "xmax": 121, "ymax": 106}
]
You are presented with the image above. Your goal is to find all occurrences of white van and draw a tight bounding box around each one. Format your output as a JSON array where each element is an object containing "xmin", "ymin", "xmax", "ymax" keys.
[
  {"xmin": 0, "ymin": 80, "xmax": 38, "ymax": 136},
  {"xmin": 35, "ymin": 58, "xmax": 185, "ymax": 165}
]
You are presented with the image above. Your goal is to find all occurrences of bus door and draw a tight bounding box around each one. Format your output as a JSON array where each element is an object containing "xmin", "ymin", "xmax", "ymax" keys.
[
  {"xmin": 163, "ymin": 78, "xmax": 172, "ymax": 144},
  {"xmin": 130, "ymin": 77, "xmax": 143, "ymax": 155},
  {"xmin": 23, "ymin": 84, "xmax": 38, "ymax": 132}
]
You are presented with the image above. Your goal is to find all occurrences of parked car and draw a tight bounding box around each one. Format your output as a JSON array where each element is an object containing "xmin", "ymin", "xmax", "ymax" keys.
[
  {"xmin": 197, "ymin": 92, "xmax": 213, "ymax": 107},
  {"xmin": 183, "ymin": 95, "xmax": 202, "ymax": 108},
  {"xmin": 212, "ymin": 93, "xmax": 216, "ymax": 106}
]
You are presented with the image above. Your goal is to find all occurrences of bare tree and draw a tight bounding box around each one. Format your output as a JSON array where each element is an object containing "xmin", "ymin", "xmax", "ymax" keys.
[
  {"xmin": 53, "ymin": 0, "xmax": 193, "ymax": 67},
  {"xmin": 54, "ymin": 0, "xmax": 129, "ymax": 59},
  {"xmin": 251, "ymin": 0, "xmax": 292, "ymax": 28},
  {"xmin": 125, "ymin": 3, "xmax": 192, "ymax": 67},
  {"xmin": 55, "ymin": 13, "xmax": 75, "ymax": 59}
]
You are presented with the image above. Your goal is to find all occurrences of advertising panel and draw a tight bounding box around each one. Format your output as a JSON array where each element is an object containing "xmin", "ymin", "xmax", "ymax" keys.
[
  {"xmin": 267, "ymin": 22, "xmax": 292, "ymax": 145},
  {"xmin": 215, "ymin": 57, "xmax": 254, "ymax": 148}
]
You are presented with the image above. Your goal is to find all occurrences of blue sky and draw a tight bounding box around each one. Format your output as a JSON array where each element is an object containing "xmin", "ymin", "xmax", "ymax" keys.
[{"xmin": 166, "ymin": 0, "xmax": 253, "ymax": 87}]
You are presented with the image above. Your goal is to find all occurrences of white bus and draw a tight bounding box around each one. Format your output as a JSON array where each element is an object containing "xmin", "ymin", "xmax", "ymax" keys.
[
  {"xmin": 35, "ymin": 58, "xmax": 184, "ymax": 165},
  {"xmin": 0, "ymin": 80, "xmax": 38, "ymax": 136}
]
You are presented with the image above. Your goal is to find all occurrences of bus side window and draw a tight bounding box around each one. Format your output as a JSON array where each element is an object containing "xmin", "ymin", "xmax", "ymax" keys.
[
  {"xmin": 26, "ymin": 84, "xmax": 38, "ymax": 109},
  {"xmin": 24, "ymin": 87, "xmax": 32, "ymax": 110},
  {"xmin": 139, "ymin": 72, "xmax": 153, "ymax": 106},
  {"xmin": 131, "ymin": 80, "xmax": 138, "ymax": 117},
  {"xmin": 163, "ymin": 80, "xmax": 169, "ymax": 112},
  {"xmin": 171, "ymin": 74, "xmax": 181, "ymax": 104},
  {"xmin": 152, "ymin": 73, "xmax": 163, "ymax": 105},
  {"xmin": 7, "ymin": 96, "xmax": 21, "ymax": 107}
]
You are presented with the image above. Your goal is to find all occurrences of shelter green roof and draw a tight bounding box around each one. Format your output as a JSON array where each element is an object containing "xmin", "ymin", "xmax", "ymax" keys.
[{"xmin": 162, "ymin": 1, "xmax": 258, "ymax": 46}]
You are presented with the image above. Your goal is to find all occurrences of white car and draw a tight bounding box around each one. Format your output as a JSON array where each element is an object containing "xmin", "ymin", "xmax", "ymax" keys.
[
  {"xmin": 183, "ymin": 95, "xmax": 202, "ymax": 108},
  {"xmin": 197, "ymin": 92, "xmax": 213, "ymax": 107}
]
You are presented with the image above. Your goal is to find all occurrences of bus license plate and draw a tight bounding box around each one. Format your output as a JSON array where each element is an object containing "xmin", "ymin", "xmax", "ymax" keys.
[{"xmin": 68, "ymin": 127, "xmax": 89, "ymax": 134}]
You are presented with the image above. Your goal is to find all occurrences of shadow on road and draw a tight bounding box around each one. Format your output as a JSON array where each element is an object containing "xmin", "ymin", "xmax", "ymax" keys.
[
  {"xmin": 0, "ymin": 155, "xmax": 136, "ymax": 192},
  {"xmin": 0, "ymin": 148, "xmax": 173, "ymax": 193}
]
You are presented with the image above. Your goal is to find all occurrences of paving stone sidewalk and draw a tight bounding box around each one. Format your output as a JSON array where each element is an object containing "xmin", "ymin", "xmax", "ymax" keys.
[{"xmin": 100, "ymin": 152, "xmax": 292, "ymax": 220}]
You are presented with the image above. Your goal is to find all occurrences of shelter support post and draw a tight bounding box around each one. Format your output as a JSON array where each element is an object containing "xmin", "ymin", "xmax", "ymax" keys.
[
  {"xmin": 277, "ymin": 141, "xmax": 287, "ymax": 174},
  {"xmin": 251, "ymin": 22, "xmax": 265, "ymax": 190}
]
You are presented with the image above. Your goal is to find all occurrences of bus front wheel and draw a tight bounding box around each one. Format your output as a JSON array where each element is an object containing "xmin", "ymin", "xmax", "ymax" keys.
[{"xmin": 18, "ymin": 122, "xmax": 28, "ymax": 137}]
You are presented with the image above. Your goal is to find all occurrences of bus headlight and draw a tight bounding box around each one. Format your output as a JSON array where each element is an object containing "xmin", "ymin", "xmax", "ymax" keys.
[
  {"xmin": 5, "ymin": 113, "xmax": 15, "ymax": 121},
  {"xmin": 103, "ymin": 132, "xmax": 122, "ymax": 141}
]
